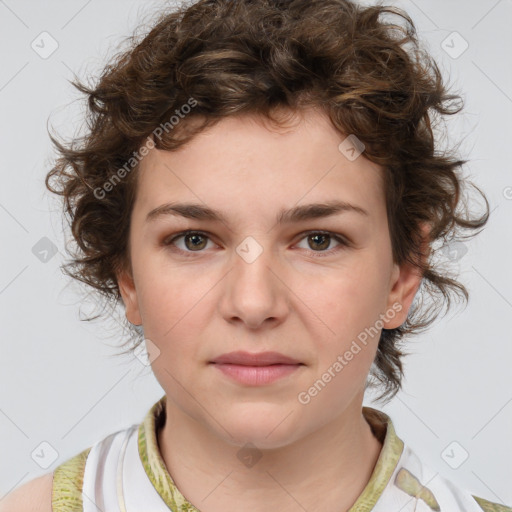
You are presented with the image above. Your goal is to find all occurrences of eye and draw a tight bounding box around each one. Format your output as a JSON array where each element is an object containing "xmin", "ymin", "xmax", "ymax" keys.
[
  {"xmin": 163, "ymin": 231, "xmax": 215, "ymax": 255},
  {"xmin": 162, "ymin": 230, "xmax": 349, "ymax": 257},
  {"xmin": 295, "ymin": 231, "xmax": 348, "ymax": 257}
]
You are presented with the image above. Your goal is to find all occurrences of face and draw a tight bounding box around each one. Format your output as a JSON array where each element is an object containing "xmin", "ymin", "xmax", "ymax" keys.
[{"xmin": 117, "ymin": 107, "xmax": 422, "ymax": 449}]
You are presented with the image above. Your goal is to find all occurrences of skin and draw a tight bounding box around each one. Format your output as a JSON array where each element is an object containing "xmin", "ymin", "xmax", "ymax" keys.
[{"xmin": 117, "ymin": 107, "xmax": 426, "ymax": 512}]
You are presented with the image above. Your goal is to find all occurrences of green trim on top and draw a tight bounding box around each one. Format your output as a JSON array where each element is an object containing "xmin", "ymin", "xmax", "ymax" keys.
[
  {"xmin": 138, "ymin": 396, "xmax": 405, "ymax": 512},
  {"xmin": 51, "ymin": 446, "xmax": 91, "ymax": 512},
  {"xmin": 473, "ymin": 495, "xmax": 512, "ymax": 512},
  {"xmin": 138, "ymin": 395, "xmax": 200, "ymax": 511},
  {"xmin": 49, "ymin": 397, "xmax": 512, "ymax": 512},
  {"xmin": 348, "ymin": 407, "xmax": 405, "ymax": 511}
]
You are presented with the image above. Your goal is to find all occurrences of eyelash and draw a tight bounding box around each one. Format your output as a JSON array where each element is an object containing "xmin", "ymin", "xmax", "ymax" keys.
[{"xmin": 162, "ymin": 230, "xmax": 349, "ymax": 258}]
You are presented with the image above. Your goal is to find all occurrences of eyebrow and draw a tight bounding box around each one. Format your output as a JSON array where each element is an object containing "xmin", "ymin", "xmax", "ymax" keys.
[{"xmin": 146, "ymin": 200, "xmax": 369, "ymax": 225}]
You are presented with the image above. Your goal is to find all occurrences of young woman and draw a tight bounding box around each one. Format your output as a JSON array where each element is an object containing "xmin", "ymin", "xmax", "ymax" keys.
[{"xmin": 3, "ymin": 0, "xmax": 509, "ymax": 510}]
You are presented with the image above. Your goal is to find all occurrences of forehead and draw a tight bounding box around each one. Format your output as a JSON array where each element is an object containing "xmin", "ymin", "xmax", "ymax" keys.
[{"xmin": 134, "ymin": 109, "xmax": 386, "ymax": 223}]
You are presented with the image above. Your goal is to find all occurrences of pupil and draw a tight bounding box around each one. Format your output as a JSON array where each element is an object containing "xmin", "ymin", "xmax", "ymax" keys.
[
  {"xmin": 310, "ymin": 234, "xmax": 329, "ymax": 250},
  {"xmin": 183, "ymin": 233, "xmax": 331, "ymax": 252},
  {"xmin": 186, "ymin": 234, "xmax": 206, "ymax": 250}
]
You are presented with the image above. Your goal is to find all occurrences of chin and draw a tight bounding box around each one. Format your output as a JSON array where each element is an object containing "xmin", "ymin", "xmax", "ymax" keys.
[{"xmin": 214, "ymin": 410, "xmax": 305, "ymax": 450}]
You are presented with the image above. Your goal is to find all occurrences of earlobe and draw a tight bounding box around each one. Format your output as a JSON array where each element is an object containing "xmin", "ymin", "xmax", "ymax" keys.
[
  {"xmin": 383, "ymin": 262, "xmax": 423, "ymax": 329},
  {"xmin": 383, "ymin": 222, "xmax": 431, "ymax": 329},
  {"xmin": 117, "ymin": 269, "xmax": 142, "ymax": 326}
]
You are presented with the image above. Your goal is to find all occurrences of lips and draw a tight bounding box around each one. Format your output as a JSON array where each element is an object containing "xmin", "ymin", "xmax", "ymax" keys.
[
  {"xmin": 209, "ymin": 351, "xmax": 304, "ymax": 386},
  {"xmin": 210, "ymin": 350, "xmax": 302, "ymax": 366}
]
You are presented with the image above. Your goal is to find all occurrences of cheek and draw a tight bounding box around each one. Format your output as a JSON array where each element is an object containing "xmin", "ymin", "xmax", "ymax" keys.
[
  {"xmin": 299, "ymin": 260, "xmax": 389, "ymax": 338},
  {"xmin": 133, "ymin": 250, "xmax": 205, "ymax": 325},
  {"xmin": 133, "ymin": 277, "xmax": 191, "ymax": 363},
  {"xmin": 140, "ymin": 275, "xmax": 207, "ymax": 393}
]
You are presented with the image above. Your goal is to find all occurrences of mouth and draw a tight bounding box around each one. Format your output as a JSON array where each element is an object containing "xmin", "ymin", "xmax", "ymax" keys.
[
  {"xmin": 209, "ymin": 351, "xmax": 304, "ymax": 386},
  {"xmin": 209, "ymin": 350, "xmax": 303, "ymax": 366}
]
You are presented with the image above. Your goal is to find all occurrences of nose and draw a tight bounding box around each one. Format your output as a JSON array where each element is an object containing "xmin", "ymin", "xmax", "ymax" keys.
[{"xmin": 217, "ymin": 241, "xmax": 291, "ymax": 330}]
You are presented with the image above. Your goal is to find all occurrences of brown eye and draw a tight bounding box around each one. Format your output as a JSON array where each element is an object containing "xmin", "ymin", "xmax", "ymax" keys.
[
  {"xmin": 295, "ymin": 231, "xmax": 348, "ymax": 257},
  {"xmin": 163, "ymin": 229, "xmax": 348, "ymax": 258},
  {"xmin": 307, "ymin": 233, "xmax": 331, "ymax": 251},
  {"xmin": 182, "ymin": 232, "xmax": 208, "ymax": 251},
  {"xmin": 164, "ymin": 231, "xmax": 213, "ymax": 254}
]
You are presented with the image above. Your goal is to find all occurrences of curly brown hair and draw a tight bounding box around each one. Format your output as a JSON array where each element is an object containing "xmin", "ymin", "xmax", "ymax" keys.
[{"xmin": 46, "ymin": 0, "xmax": 489, "ymax": 404}]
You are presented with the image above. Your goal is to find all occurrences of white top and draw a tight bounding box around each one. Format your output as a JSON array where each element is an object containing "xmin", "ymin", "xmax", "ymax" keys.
[
  {"xmin": 80, "ymin": 425, "xmax": 485, "ymax": 512},
  {"xmin": 51, "ymin": 396, "xmax": 511, "ymax": 512}
]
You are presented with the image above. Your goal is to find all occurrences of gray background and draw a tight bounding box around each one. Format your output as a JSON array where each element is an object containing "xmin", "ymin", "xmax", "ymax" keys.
[{"xmin": 1, "ymin": 0, "xmax": 511, "ymax": 506}]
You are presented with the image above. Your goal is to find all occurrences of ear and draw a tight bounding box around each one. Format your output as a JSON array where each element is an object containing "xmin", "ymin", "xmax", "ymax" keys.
[
  {"xmin": 117, "ymin": 267, "xmax": 143, "ymax": 326},
  {"xmin": 383, "ymin": 222, "xmax": 431, "ymax": 329}
]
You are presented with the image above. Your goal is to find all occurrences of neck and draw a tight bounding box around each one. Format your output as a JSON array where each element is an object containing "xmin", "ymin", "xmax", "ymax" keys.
[{"xmin": 157, "ymin": 395, "xmax": 383, "ymax": 512}]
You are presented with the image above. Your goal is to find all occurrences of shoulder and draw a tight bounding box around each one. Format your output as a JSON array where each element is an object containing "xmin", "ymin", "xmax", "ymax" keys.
[
  {"xmin": 52, "ymin": 446, "xmax": 92, "ymax": 511},
  {"xmin": 0, "ymin": 417, "xmax": 148, "ymax": 512},
  {"xmin": 473, "ymin": 495, "xmax": 512, "ymax": 512},
  {"xmin": 0, "ymin": 445, "xmax": 92, "ymax": 512},
  {"xmin": 0, "ymin": 472, "xmax": 53, "ymax": 512},
  {"xmin": 389, "ymin": 444, "xmax": 512, "ymax": 512}
]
